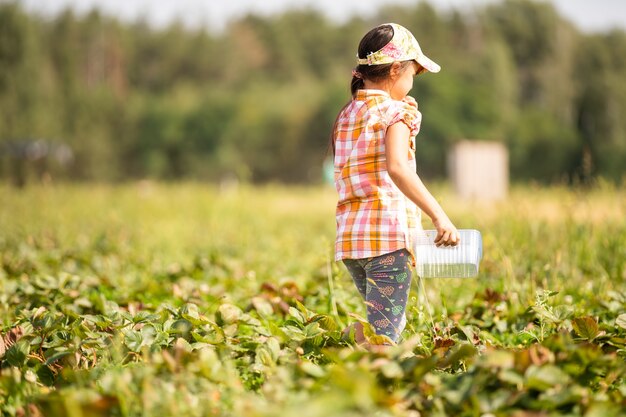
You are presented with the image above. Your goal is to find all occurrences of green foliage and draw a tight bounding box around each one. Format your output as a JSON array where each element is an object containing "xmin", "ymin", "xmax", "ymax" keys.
[
  {"xmin": 0, "ymin": 183, "xmax": 625, "ymax": 416},
  {"xmin": 0, "ymin": 1, "xmax": 625, "ymax": 184},
  {"xmin": 508, "ymin": 107, "xmax": 581, "ymax": 181},
  {"xmin": 0, "ymin": 3, "xmax": 41, "ymax": 138}
]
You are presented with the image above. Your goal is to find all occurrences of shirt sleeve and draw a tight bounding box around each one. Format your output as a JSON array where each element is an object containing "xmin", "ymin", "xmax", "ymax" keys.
[{"xmin": 386, "ymin": 96, "xmax": 422, "ymax": 138}]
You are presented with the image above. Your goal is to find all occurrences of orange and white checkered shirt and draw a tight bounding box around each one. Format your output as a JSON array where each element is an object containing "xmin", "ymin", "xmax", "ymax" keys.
[{"xmin": 334, "ymin": 89, "xmax": 422, "ymax": 264}]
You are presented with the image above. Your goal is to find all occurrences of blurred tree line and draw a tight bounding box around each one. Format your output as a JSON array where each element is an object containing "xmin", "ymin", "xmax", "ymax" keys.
[{"xmin": 0, "ymin": 0, "xmax": 625, "ymax": 185}]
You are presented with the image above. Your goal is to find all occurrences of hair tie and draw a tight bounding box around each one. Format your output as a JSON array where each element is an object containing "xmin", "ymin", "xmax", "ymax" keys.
[{"xmin": 352, "ymin": 69, "xmax": 363, "ymax": 79}]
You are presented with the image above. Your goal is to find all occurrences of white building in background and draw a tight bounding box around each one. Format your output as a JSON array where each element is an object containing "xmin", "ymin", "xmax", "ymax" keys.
[{"xmin": 448, "ymin": 141, "xmax": 508, "ymax": 201}]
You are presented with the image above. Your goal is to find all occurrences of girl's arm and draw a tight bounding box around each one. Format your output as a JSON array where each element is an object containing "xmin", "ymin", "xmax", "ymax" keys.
[{"xmin": 385, "ymin": 122, "xmax": 460, "ymax": 247}]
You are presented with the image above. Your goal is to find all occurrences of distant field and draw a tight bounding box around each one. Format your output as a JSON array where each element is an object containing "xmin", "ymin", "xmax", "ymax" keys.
[{"xmin": 1, "ymin": 182, "xmax": 625, "ymax": 417}]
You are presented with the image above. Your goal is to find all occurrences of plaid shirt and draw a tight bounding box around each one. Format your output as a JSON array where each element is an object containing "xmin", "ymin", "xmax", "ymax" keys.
[{"xmin": 334, "ymin": 89, "xmax": 422, "ymax": 263}]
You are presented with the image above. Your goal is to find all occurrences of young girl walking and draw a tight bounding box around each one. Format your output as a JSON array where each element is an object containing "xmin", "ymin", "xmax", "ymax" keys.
[{"xmin": 332, "ymin": 23, "xmax": 460, "ymax": 349}]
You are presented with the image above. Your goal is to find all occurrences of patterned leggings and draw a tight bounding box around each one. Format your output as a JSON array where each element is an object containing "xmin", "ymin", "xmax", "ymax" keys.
[{"xmin": 342, "ymin": 248, "xmax": 413, "ymax": 343}]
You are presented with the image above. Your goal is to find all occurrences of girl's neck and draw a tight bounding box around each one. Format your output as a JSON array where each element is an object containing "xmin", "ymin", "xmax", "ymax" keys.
[{"xmin": 363, "ymin": 79, "xmax": 391, "ymax": 94}]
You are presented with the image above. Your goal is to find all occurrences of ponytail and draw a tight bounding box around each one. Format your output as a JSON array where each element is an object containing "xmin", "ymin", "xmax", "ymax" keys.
[
  {"xmin": 351, "ymin": 75, "xmax": 365, "ymax": 97},
  {"xmin": 328, "ymin": 24, "xmax": 399, "ymax": 157}
]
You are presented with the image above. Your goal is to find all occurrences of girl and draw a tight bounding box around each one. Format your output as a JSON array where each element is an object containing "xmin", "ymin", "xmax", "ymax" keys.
[{"xmin": 332, "ymin": 23, "xmax": 460, "ymax": 348}]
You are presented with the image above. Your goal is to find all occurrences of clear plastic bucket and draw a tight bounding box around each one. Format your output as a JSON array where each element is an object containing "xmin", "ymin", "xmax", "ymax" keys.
[{"xmin": 413, "ymin": 229, "xmax": 483, "ymax": 278}]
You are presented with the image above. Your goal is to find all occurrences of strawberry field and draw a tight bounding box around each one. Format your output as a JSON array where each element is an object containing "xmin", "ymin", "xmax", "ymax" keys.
[{"xmin": 1, "ymin": 183, "xmax": 625, "ymax": 417}]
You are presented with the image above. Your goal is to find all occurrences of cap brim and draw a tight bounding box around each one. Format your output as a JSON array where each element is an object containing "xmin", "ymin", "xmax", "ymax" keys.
[{"xmin": 416, "ymin": 54, "xmax": 441, "ymax": 73}]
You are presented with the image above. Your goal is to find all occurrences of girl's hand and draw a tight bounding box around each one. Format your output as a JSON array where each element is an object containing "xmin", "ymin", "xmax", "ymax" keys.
[{"xmin": 433, "ymin": 216, "xmax": 460, "ymax": 247}]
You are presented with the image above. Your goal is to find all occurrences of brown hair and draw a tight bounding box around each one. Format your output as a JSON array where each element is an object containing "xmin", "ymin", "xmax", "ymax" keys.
[{"xmin": 329, "ymin": 24, "xmax": 413, "ymax": 156}]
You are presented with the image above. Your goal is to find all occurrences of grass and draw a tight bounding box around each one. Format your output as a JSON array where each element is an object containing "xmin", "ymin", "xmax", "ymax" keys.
[{"xmin": 0, "ymin": 181, "xmax": 625, "ymax": 417}]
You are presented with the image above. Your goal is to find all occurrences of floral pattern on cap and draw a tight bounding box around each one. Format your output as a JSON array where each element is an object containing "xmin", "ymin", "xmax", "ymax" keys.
[{"xmin": 356, "ymin": 23, "xmax": 441, "ymax": 73}]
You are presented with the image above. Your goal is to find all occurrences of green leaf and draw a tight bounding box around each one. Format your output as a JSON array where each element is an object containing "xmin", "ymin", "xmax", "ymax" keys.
[
  {"xmin": 281, "ymin": 325, "xmax": 306, "ymax": 342},
  {"xmin": 140, "ymin": 325, "xmax": 157, "ymax": 346},
  {"xmin": 299, "ymin": 361, "xmax": 325, "ymax": 378},
  {"xmin": 572, "ymin": 316, "xmax": 599, "ymax": 340},
  {"xmin": 479, "ymin": 350, "xmax": 514, "ymax": 369},
  {"xmin": 82, "ymin": 314, "xmax": 111, "ymax": 330},
  {"xmin": 457, "ymin": 325, "xmax": 479, "ymax": 344},
  {"xmin": 380, "ymin": 360, "xmax": 403, "ymax": 379},
  {"xmin": 174, "ymin": 337, "xmax": 192, "ymax": 352},
  {"xmin": 438, "ymin": 343, "xmax": 477, "ymax": 368},
  {"xmin": 36, "ymin": 365, "xmax": 56, "ymax": 386},
  {"xmin": 239, "ymin": 313, "xmax": 262, "ymax": 327},
  {"xmin": 525, "ymin": 365, "xmax": 571, "ymax": 391},
  {"xmin": 170, "ymin": 319, "xmax": 193, "ymax": 339},
  {"xmin": 161, "ymin": 303, "xmax": 179, "ymax": 316},
  {"xmin": 191, "ymin": 326, "xmax": 224, "ymax": 345},
  {"xmin": 310, "ymin": 315, "xmax": 338, "ymax": 332},
  {"xmin": 133, "ymin": 311, "xmax": 159, "ymax": 324},
  {"xmin": 294, "ymin": 300, "xmax": 311, "ymax": 319},
  {"xmin": 250, "ymin": 297, "xmax": 274, "ymax": 318},
  {"xmin": 36, "ymin": 312, "xmax": 58, "ymax": 330},
  {"xmin": 553, "ymin": 305, "xmax": 574, "ymax": 322},
  {"xmin": 605, "ymin": 337, "xmax": 626, "ymax": 350},
  {"xmin": 615, "ymin": 314, "xmax": 626, "ymax": 330},
  {"xmin": 6, "ymin": 340, "xmax": 30, "ymax": 367},
  {"xmin": 217, "ymin": 303, "xmax": 242, "ymax": 325},
  {"xmin": 499, "ymin": 369, "xmax": 524, "ymax": 386},
  {"xmin": 533, "ymin": 305, "xmax": 559, "ymax": 324},
  {"xmin": 180, "ymin": 303, "xmax": 199, "ymax": 321},
  {"xmin": 190, "ymin": 342, "xmax": 214, "ymax": 351},
  {"xmin": 124, "ymin": 329, "xmax": 143, "ymax": 352},
  {"xmin": 255, "ymin": 346, "xmax": 275, "ymax": 367},
  {"xmin": 44, "ymin": 349, "xmax": 72, "ymax": 366},
  {"xmin": 303, "ymin": 322, "xmax": 324, "ymax": 339},
  {"xmin": 583, "ymin": 402, "xmax": 623, "ymax": 417},
  {"xmin": 288, "ymin": 307, "xmax": 305, "ymax": 324},
  {"xmin": 265, "ymin": 337, "xmax": 281, "ymax": 362}
]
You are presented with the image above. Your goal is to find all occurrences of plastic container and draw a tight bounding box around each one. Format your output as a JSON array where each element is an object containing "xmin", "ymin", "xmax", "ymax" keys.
[{"xmin": 413, "ymin": 229, "xmax": 483, "ymax": 278}]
